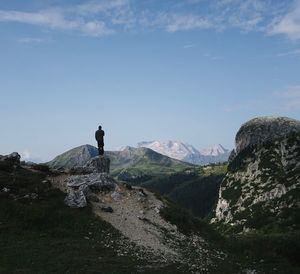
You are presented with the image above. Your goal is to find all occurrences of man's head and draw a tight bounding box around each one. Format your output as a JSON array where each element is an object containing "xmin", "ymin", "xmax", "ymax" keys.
[{"xmin": 98, "ymin": 125, "xmax": 102, "ymax": 130}]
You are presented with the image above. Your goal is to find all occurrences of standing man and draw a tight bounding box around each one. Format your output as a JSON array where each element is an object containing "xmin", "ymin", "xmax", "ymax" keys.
[{"xmin": 95, "ymin": 125, "xmax": 105, "ymax": 156}]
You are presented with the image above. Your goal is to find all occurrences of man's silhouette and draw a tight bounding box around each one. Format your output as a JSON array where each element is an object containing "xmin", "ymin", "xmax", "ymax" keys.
[{"xmin": 95, "ymin": 126, "xmax": 105, "ymax": 156}]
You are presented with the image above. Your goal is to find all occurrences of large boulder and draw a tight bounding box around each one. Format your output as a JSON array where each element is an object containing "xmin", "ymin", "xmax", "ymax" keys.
[
  {"xmin": 70, "ymin": 156, "xmax": 110, "ymax": 175},
  {"xmin": 85, "ymin": 156, "xmax": 110, "ymax": 173},
  {"xmin": 235, "ymin": 116, "xmax": 300, "ymax": 155},
  {"xmin": 0, "ymin": 152, "xmax": 21, "ymax": 171},
  {"xmin": 64, "ymin": 189, "xmax": 87, "ymax": 208},
  {"xmin": 64, "ymin": 173, "xmax": 115, "ymax": 208}
]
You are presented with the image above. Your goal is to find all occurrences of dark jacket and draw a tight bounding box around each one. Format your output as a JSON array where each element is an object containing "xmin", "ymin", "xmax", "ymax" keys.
[{"xmin": 95, "ymin": 129, "xmax": 105, "ymax": 145}]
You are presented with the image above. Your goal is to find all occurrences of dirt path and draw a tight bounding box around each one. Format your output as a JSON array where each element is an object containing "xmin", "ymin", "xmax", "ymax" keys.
[
  {"xmin": 93, "ymin": 185, "xmax": 179, "ymax": 256},
  {"xmin": 49, "ymin": 173, "xmax": 227, "ymax": 273}
]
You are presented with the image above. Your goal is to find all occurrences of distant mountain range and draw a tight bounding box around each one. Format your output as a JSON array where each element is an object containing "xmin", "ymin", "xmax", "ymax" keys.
[
  {"xmin": 137, "ymin": 140, "xmax": 230, "ymax": 165},
  {"xmin": 47, "ymin": 141, "xmax": 230, "ymax": 171},
  {"xmin": 47, "ymin": 144, "xmax": 193, "ymax": 173}
]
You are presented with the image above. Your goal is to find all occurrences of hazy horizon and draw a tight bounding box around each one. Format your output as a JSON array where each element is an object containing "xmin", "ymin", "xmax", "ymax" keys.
[{"xmin": 1, "ymin": 0, "xmax": 300, "ymax": 162}]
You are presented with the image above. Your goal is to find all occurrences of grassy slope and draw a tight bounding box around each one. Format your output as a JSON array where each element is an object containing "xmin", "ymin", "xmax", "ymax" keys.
[
  {"xmin": 161, "ymin": 198, "xmax": 300, "ymax": 274},
  {"xmin": 46, "ymin": 145, "xmax": 98, "ymax": 169},
  {"xmin": 109, "ymin": 149, "xmax": 193, "ymax": 178},
  {"xmin": 116, "ymin": 164, "xmax": 227, "ymax": 219},
  {"xmin": 115, "ymin": 160, "xmax": 300, "ymax": 273},
  {"xmin": 0, "ymin": 167, "xmax": 185, "ymax": 274},
  {"xmin": 1, "ymin": 165, "xmax": 299, "ymax": 273},
  {"xmin": 210, "ymin": 134, "xmax": 300, "ymax": 273}
]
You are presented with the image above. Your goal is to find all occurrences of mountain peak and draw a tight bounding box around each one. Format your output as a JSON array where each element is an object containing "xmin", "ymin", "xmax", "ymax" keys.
[
  {"xmin": 138, "ymin": 140, "xmax": 198, "ymax": 161},
  {"xmin": 138, "ymin": 140, "xmax": 230, "ymax": 165},
  {"xmin": 200, "ymin": 144, "xmax": 228, "ymax": 156}
]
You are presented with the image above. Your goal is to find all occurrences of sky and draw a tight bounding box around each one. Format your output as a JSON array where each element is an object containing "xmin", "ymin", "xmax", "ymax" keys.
[{"xmin": 1, "ymin": 0, "xmax": 300, "ymax": 162}]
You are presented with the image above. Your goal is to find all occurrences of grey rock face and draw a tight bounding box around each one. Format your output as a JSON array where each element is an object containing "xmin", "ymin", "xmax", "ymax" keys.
[
  {"xmin": 69, "ymin": 156, "xmax": 111, "ymax": 175},
  {"xmin": 64, "ymin": 157, "xmax": 115, "ymax": 208},
  {"xmin": 235, "ymin": 116, "xmax": 300, "ymax": 155},
  {"xmin": 64, "ymin": 173, "xmax": 115, "ymax": 208},
  {"xmin": 227, "ymin": 149, "xmax": 236, "ymax": 163},
  {"xmin": 0, "ymin": 152, "xmax": 21, "ymax": 169},
  {"xmin": 85, "ymin": 156, "xmax": 110, "ymax": 173},
  {"xmin": 212, "ymin": 117, "xmax": 300, "ymax": 232},
  {"xmin": 64, "ymin": 189, "xmax": 87, "ymax": 208}
]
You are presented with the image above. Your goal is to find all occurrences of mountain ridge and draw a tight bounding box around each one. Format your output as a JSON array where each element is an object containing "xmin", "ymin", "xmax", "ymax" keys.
[
  {"xmin": 138, "ymin": 140, "xmax": 230, "ymax": 165},
  {"xmin": 46, "ymin": 144, "xmax": 193, "ymax": 173}
]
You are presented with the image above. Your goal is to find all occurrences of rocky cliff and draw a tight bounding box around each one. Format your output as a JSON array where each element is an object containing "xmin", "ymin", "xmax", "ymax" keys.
[
  {"xmin": 235, "ymin": 116, "xmax": 300, "ymax": 154},
  {"xmin": 212, "ymin": 117, "xmax": 300, "ymax": 233}
]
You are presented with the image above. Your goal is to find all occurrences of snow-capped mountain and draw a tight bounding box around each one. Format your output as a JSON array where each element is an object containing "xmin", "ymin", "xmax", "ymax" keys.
[
  {"xmin": 137, "ymin": 140, "xmax": 199, "ymax": 161},
  {"xmin": 200, "ymin": 144, "xmax": 229, "ymax": 156},
  {"xmin": 137, "ymin": 140, "xmax": 231, "ymax": 165}
]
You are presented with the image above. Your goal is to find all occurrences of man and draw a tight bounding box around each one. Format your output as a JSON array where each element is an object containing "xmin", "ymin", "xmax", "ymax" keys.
[{"xmin": 95, "ymin": 125, "xmax": 105, "ymax": 156}]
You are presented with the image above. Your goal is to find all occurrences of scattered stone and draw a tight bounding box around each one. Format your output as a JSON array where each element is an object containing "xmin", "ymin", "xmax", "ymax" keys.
[
  {"xmin": 137, "ymin": 216, "xmax": 150, "ymax": 222},
  {"xmin": 64, "ymin": 190, "xmax": 87, "ymax": 208},
  {"xmin": 138, "ymin": 188, "xmax": 147, "ymax": 197},
  {"xmin": 2, "ymin": 187, "xmax": 10, "ymax": 193},
  {"xmin": 30, "ymin": 193, "xmax": 39, "ymax": 200},
  {"xmin": 100, "ymin": 206, "xmax": 114, "ymax": 213},
  {"xmin": 154, "ymin": 207, "xmax": 160, "ymax": 213},
  {"xmin": 122, "ymin": 182, "xmax": 132, "ymax": 190},
  {"xmin": 111, "ymin": 191, "xmax": 122, "ymax": 201}
]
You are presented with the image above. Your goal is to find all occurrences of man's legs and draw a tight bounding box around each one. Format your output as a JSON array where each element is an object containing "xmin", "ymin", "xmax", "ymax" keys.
[{"xmin": 97, "ymin": 141, "xmax": 104, "ymax": 156}]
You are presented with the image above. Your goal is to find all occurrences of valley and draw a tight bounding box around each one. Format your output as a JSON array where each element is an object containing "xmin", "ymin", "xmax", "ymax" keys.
[{"xmin": 1, "ymin": 116, "xmax": 299, "ymax": 273}]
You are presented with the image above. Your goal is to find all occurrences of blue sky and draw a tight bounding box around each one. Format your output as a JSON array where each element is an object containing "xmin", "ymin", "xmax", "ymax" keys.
[{"xmin": 1, "ymin": 0, "xmax": 300, "ymax": 162}]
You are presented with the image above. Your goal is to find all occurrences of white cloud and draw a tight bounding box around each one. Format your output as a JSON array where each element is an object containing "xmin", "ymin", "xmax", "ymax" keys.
[
  {"xmin": 213, "ymin": 0, "xmax": 267, "ymax": 31},
  {"xmin": 269, "ymin": 0, "xmax": 300, "ymax": 40},
  {"xmin": 183, "ymin": 44, "xmax": 196, "ymax": 49},
  {"xmin": 20, "ymin": 149, "xmax": 31, "ymax": 161},
  {"xmin": 75, "ymin": 0, "xmax": 135, "ymax": 29},
  {"xmin": 76, "ymin": 0, "xmax": 129, "ymax": 15},
  {"xmin": 141, "ymin": 0, "xmax": 286, "ymax": 34},
  {"xmin": 18, "ymin": 37, "xmax": 52, "ymax": 43},
  {"xmin": 203, "ymin": 53, "xmax": 224, "ymax": 61},
  {"xmin": 0, "ymin": 9, "xmax": 75, "ymax": 29},
  {"xmin": 155, "ymin": 13, "xmax": 211, "ymax": 32},
  {"xmin": 276, "ymin": 48, "xmax": 300, "ymax": 57},
  {"xmin": 0, "ymin": 8, "xmax": 113, "ymax": 36},
  {"xmin": 0, "ymin": 0, "xmax": 298, "ymax": 39}
]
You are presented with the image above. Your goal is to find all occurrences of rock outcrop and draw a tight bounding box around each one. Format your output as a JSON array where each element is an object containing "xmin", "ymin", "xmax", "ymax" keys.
[
  {"xmin": 64, "ymin": 173, "xmax": 115, "ymax": 208},
  {"xmin": 70, "ymin": 156, "xmax": 110, "ymax": 174},
  {"xmin": 85, "ymin": 156, "xmax": 110, "ymax": 173},
  {"xmin": 0, "ymin": 152, "xmax": 21, "ymax": 171},
  {"xmin": 235, "ymin": 116, "xmax": 300, "ymax": 155},
  {"xmin": 212, "ymin": 117, "xmax": 300, "ymax": 233},
  {"xmin": 64, "ymin": 156, "xmax": 115, "ymax": 208}
]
